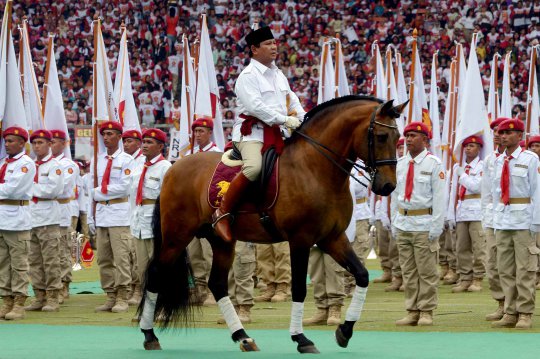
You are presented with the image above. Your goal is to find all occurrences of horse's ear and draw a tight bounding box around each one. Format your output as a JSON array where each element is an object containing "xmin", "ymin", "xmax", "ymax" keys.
[
  {"xmin": 377, "ymin": 100, "xmax": 395, "ymax": 117},
  {"xmin": 391, "ymin": 100, "xmax": 410, "ymax": 117}
]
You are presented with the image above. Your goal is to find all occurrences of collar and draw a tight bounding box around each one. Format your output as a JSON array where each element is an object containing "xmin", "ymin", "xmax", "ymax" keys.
[
  {"xmin": 133, "ymin": 148, "xmax": 143, "ymax": 159},
  {"xmin": 465, "ymin": 156, "xmax": 480, "ymax": 168},
  {"xmin": 407, "ymin": 148, "xmax": 428, "ymax": 164},
  {"xmin": 505, "ymin": 146, "xmax": 522, "ymax": 159},
  {"xmin": 146, "ymin": 153, "xmax": 164, "ymax": 165},
  {"xmin": 200, "ymin": 142, "xmax": 216, "ymax": 152},
  {"xmin": 103, "ymin": 148, "xmax": 122, "ymax": 159},
  {"xmin": 55, "ymin": 152, "xmax": 65, "ymax": 161},
  {"xmin": 251, "ymin": 58, "xmax": 277, "ymax": 75},
  {"xmin": 9, "ymin": 151, "xmax": 25, "ymax": 160},
  {"xmin": 38, "ymin": 152, "xmax": 53, "ymax": 163}
]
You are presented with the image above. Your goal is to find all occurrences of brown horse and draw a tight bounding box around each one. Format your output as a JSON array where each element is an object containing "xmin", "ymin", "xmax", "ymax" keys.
[{"xmin": 137, "ymin": 96, "xmax": 406, "ymax": 353}]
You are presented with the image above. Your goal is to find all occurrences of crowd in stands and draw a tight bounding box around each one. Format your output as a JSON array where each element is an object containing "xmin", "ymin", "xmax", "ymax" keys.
[{"xmin": 4, "ymin": 0, "xmax": 540, "ymax": 138}]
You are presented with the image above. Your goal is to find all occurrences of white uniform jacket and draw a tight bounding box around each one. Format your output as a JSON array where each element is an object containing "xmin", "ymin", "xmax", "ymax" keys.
[
  {"xmin": 31, "ymin": 152, "xmax": 64, "ymax": 228},
  {"xmin": 352, "ymin": 169, "xmax": 372, "ymax": 221},
  {"xmin": 391, "ymin": 148, "xmax": 446, "ymax": 237},
  {"xmin": 232, "ymin": 59, "xmax": 305, "ymax": 143},
  {"xmin": 0, "ymin": 151, "xmax": 36, "ymax": 231},
  {"xmin": 89, "ymin": 148, "xmax": 134, "ymax": 227},
  {"xmin": 447, "ymin": 157, "xmax": 484, "ymax": 223},
  {"xmin": 55, "ymin": 153, "xmax": 79, "ymax": 227},
  {"xmin": 491, "ymin": 147, "xmax": 540, "ymax": 231},
  {"xmin": 130, "ymin": 155, "xmax": 171, "ymax": 239},
  {"xmin": 481, "ymin": 151, "xmax": 501, "ymax": 228}
]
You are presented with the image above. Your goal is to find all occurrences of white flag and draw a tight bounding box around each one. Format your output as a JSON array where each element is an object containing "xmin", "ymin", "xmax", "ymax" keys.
[
  {"xmin": 395, "ymin": 52, "xmax": 408, "ymax": 133},
  {"xmin": 43, "ymin": 36, "xmax": 71, "ymax": 159},
  {"xmin": 486, "ymin": 54, "xmax": 501, "ymax": 124},
  {"xmin": 114, "ymin": 28, "xmax": 140, "ymax": 132},
  {"xmin": 20, "ymin": 21, "xmax": 43, "ymax": 132},
  {"xmin": 429, "ymin": 54, "xmax": 442, "ymax": 159},
  {"xmin": 318, "ymin": 40, "xmax": 335, "ymax": 104},
  {"xmin": 335, "ymin": 39, "xmax": 350, "ymax": 97},
  {"xmin": 500, "ymin": 52, "xmax": 513, "ymax": 118},
  {"xmin": 526, "ymin": 48, "xmax": 539, "ymax": 137},
  {"xmin": 410, "ymin": 47, "xmax": 432, "ymax": 137},
  {"xmin": 373, "ymin": 43, "xmax": 386, "ymax": 100}
]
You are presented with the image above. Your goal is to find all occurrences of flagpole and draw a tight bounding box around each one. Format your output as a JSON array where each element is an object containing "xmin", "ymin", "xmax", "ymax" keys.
[
  {"xmin": 321, "ymin": 37, "xmax": 328, "ymax": 100},
  {"xmin": 42, "ymin": 35, "xmax": 54, "ymax": 118},
  {"xmin": 18, "ymin": 17, "xmax": 26, "ymax": 99},
  {"xmin": 386, "ymin": 47, "xmax": 392, "ymax": 100},
  {"xmin": 182, "ymin": 35, "xmax": 194, "ymax": 154},
  {"xmin": 394, "ymin": 52, "xmax": 400, "ymax": 84},
  {"xmin": 446, "ymin": 59, "xmax": 456, "ymax": 172},
  {"xmin": 334, "ymin": 35, "xmax": 340, "ymax": 98},
  {"xmin": 92, "ymin": 16, "xmax": 99, "ymax": 213},
  {"xmin": 525, "ymin": 46, "xmax": 538, "ymax": 147},
  {"xmin": 407, "ymin": 28, "xmax": 417, "ymax": 124},
  {"xmin": 493, "ymin": 53, "xmax": 500, "ymax": 120},
  {"xmin": 450, "ymin": 44, "xmax": 462, "ymax": 163},
  {"xmin": 118, "ymin": 22, "xmax": 126, "ymax": 125}
]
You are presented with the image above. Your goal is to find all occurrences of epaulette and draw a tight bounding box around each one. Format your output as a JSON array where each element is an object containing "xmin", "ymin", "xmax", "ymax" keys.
[
  {"xmin": 241, "ymin": 62, "xmax": 254, "ymax": 74},
  {"xmin": 426, "ymin": 153, "xmax": 442, "ymax": 164}
]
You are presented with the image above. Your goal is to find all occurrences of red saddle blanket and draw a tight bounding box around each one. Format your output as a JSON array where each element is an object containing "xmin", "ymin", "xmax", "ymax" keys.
[{"xmin": 207, "ymin": 160, "xmax": 279, "ymax": 211}]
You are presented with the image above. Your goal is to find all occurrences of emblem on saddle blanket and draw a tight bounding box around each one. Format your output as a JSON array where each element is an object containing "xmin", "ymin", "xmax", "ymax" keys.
[{"xmin": 207, "ymin": 161, "xmax": 279, "ymax": 210}]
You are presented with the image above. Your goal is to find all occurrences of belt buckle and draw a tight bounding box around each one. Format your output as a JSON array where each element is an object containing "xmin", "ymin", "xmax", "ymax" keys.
[
  {"xmin": 403, "ymin": 209, "xmax": 408, "ymax": 216},
  {"xmin": 104, "ymin": 200, "xmax": 110, "ymax": 206}
]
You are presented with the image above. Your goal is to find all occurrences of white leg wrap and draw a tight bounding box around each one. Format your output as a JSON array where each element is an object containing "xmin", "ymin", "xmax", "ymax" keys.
[
  {"xmin": 345, "ymin": 286, "xmax": 368, "ymax": 322},
  {"xmin": 217, "ymin": 296, "xmax": 243, "ymax": 334},
  {"xmin": 140, "ymin": 291, "xmax": 158, "ymax": 330},
  {"xmin": 289, "ymin": 301, "xmax": 304, "ymax": 335}
]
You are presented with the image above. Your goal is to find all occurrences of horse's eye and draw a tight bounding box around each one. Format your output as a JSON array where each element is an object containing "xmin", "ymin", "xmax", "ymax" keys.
[{"xmin": 377, "ymin": 134, "xmax": 388, "ymax": 142}]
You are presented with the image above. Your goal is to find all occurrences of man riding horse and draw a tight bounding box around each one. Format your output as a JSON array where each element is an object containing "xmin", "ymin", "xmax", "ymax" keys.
[{"xmin": 212, "ymin": 26, "xmax": 306, "ymax": 242}]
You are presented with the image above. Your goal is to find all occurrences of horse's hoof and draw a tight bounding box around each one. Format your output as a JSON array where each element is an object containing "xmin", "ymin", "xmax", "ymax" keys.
[
  {"xmin": 297, "ymin": 344, "xmax": 320, "ymax": 354},
  {"xmin": 335, "ymin": 326, "xmax": 350, "ymax": 348},
  {"xmin": 239, "ymin": 338, "xmax": 260, "ymax": 352},
  {"xmin": 143, "ymin": 340, "xmax": 162, "ymax": 350}
]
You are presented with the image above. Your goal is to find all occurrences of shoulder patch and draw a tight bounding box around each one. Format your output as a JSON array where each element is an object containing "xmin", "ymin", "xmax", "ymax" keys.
[
  {"xmin": 21, "ymin": 166, "xmax": 28, "ymax": 173},
  {"xmin": 56, "ymin": 169, "xmax": 62, "ymax": 175},
  {"xmin": 439, "ymin": 171, "xmax": 445, "ymax": 180},
  {"xmin": 68, "ymin": 168, "xmax": 73, "ymax": 174},
  {"xmin": 125, "ymin": 169, "xmax": 131, "ymax": 175}
]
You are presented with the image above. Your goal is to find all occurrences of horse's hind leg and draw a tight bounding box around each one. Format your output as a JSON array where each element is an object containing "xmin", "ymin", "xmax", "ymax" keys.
[
  {"xmin": 318, "ymin": 233, "xmax": 369, "ymax": 349},
  {"xmin": 207, "ymin": 235, "xmax": 259, "ymax": 352},
  {"xmin": 289, "ymin": 244, "xmax": 320, "ymax": 354}
]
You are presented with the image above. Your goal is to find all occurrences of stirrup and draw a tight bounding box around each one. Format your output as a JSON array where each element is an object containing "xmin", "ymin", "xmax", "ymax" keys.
[{"xmin": 212, "ymin": 211, "xmax": 233, "ymax": 228}]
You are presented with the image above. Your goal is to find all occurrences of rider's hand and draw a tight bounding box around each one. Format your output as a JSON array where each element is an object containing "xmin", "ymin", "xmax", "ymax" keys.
[{"xmin": 284, "ymin": 116, "xmax": 301, "ymax": 130}]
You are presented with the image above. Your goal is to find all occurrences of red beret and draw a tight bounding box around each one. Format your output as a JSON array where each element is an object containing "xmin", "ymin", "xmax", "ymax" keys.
[
  {"xmin": 396, "ymin": 137, "xmax": 405, "ymax": 147},
  {"xmin": 99, "ymin": 121, "xmax": 123, "ymax": 134},
  {"xmin": 30, "ymin": 129, "xmax": 53, "ymax": 142},
  {"xmin": 2, "ymin": 126, "xmax": 29, "ymax": 142},
  {"xmin": 50, "ymin": 129, "xmax": 68, "ymax": 140},
  {"xmin": 498, "ymin": 118, "xmax": 524, "ymax": 132},
  {"xmin": 142, "ymin": 128, "xmax": 167, "ymax": 143},
  {"xmin": 462, "ymin": 135, "xmax": 483, "ymax": 147},
  {"xmin": 528, "ymin": 135, "xmax": 540, "ymax": 147},
  {"xmin": 122, "ymin": 129, "xmax": 142, "ymax": 140},
  {"xmin": 490, "ymin": 117, "xmax": 511, "ymax": 130},
  {"xmin": 192, "ymin": 118, "xmax": 214, "ymax": 131},
  {"xmin": 403, "ymin": 121, "xmax": 430, "ymax": 137}
]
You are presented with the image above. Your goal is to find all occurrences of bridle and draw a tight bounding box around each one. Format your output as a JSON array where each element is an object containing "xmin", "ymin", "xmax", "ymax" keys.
[{"xmin": 295, "ymin": 104, "xmax": 399, "ymax": 188}]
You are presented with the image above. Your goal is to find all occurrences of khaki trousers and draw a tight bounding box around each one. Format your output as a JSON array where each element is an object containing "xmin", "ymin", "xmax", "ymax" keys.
[
  {"xmin": 96, "ymin": 226, "xmax": 132, "ymax": 293},
  {"xmin": 375, "ymin": 220, "xmax": 391, "ymax": 270},
  {"xmin": 59, "ymin": 226, "xmax": 73, "ymax": 284},
  {"xmin": 346, "ymin": 220, "xmax": 371, "ymax": 287},
  {"xmin": 388, "ymin": 235, "xmax": 402, "ymax": 278},
  {"xmin": 438, "ymin": 229, "xmax": 449, "ymax": 265},
  {"xmin": 485, "ymin": 227, "xmax": 504, "ymax": 301},
  {"xmin": 308, "ymin": 246, "xmax": 345, "ymax": 308},
  {"xmin": 455, "ymin": 221, "xmax": 486, "ymax": 281},
  {"xmin": 396, "ymin": 229, "xmax": 439, "ymax": 312},
  {"xmin": 256, "ymin": 242, "xmax": 291, "ymax": 285},
  {"xmin": 0, "ymin": 230, "xmax": 30, "ymax": 297},
  {"xmin": 444, "ymin": 227, "xmax": 457, "ymax": 270},
  {"xmin": 29, "ymin": 225, "xmax": 62, "ymax": 291},
  {"xmin": 236, "ymin": 141, "xmax": 263, "ymax": 181},
  {"xmin": 228, "ymin": 241, "xmax": 256, "ymax": 306},
  {"xmin": 495, "ymin": 230, "xmax": 538, "ymax": 315},
  {"xmin": 129, "ymin": 235, "xmax": 139, "ymax": 286},
  {"xmin": 135, "ymin": 238, "xmax": 154, "ymax": 283},
  {"xmin": 188, "ymin": 237, "xmax": 213, "ymax": 287}
]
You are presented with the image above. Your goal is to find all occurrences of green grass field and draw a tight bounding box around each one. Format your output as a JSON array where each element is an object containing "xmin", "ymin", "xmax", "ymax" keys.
[{"xmin": 3, "ymin": 258, "xmax": 539, "ymax": 333}]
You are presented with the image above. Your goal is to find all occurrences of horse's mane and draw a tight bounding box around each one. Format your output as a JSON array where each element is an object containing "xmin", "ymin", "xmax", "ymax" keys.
[{"xmin": 286, "ymin": 95, "xmax": 383, "ymax": 144}]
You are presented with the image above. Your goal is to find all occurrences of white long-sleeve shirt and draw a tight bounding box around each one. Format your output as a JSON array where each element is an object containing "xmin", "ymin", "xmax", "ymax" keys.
[
  {"xmin": 0, "ymin": 151, "xmax": 36, "ymax": 231},
  {"xmin": 31, "ymin": 152, "xmax": 64, "ymax": 227},
  {"xmin": 391, "ymin": 148, "xmax": 446, "ymax": 237},
  {"xmin": 232, "ymin": 59, "xmax": 305, "ymax": 143},
  {"xmin": 55, "ymin": 153, "xmax": 79, "ymax": 227},
  {"xmin": 481, "ymin": 151, "xmax": 501, "ymax": 228},
  {"xmin": 89, "ymin": 148, "xmax": 134, "ymax": 227},
  {"xmin": 491, "ymin": 147, "xmax": 540, "ymax": 230},
  {"xmin": 447, "ymin": 157, "xmax": 484, "ymax": 223}
]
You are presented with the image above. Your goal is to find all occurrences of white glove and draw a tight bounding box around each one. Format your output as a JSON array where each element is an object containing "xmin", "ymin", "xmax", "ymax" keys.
[
  {"xmin": 428, "ymin": 230, "xmax": 441, "ymax": 241},
  {"xmin": 382, "ymin": 219, "xmax": 391, "ymax": 232},
  {"xmin": 284, "ymin": 116, "xmax": 301, "ymax": 130},
  {"xmin": 89, "ymin": 223, "xmax": 96, "ymax": 236},
  {"xmin": 455, "ymin": 166, "xmax": 465, "ymax": 176},
  {"xmin": 447, "ymin": 220, "xmax": 456, "ymax": 231},
  {"xmin": 530, "ymin": 224, "xmax": 540, "ymax": 234},
  {"xmin": 391, "ymin": 225, "xmax": 397, "ymax": 238}
]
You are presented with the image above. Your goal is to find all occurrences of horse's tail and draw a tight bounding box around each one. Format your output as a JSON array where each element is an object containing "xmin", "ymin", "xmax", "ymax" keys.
[{"xmin": 137, "ymin": 195, "xmax": 195, "ymax": 329}]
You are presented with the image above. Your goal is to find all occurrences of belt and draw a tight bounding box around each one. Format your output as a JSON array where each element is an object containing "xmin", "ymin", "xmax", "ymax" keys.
[
  {"xmin": 398, "ymin": 207, "xmax": 432, "ymax": 216},
  {"xmin": 0, "ymin": 199, "xmax": 29, "ymax": 206},
  {"xmin": 34, "ymin": 198, "xmax": 54, "ymax": 202},
  {"xmin": 501, "ymin": 197, "xmax": 531, "ymax": 204},
  {"xmin": 97, "ymin": 197, "xmax": 129, "ymax": 205},
  {"xmin": 355, "ymin": 198, "xmax": 367, "ymax": 204},
  {"xmin": 140, "ymin": 199, "xmax": 157, "ymax": 206},
  {"xmin": 462, "ymin": 194, "xmax": 481, "ymax": 200}
]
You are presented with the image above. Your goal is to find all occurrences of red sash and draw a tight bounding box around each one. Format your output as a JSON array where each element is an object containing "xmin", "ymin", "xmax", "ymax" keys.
[{"xmin": 239, "ymin": 114, "xmax": 284, "ymax": 155}]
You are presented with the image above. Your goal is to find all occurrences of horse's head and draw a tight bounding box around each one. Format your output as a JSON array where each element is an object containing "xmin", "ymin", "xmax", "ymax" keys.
[{"xmin": 355, "ymin": 99, "xmax": 408, "ymax": 196}]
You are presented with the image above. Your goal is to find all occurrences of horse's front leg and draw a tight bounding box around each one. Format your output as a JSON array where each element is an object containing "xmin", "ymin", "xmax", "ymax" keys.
[
  {"xmin": 318, "ymin": 233, "xmax": 369, "ymax": 348},
  {"xmin": 207, "ymin": 236, "xmax": 259, "ymax": 352},
  {"xmin": 289, "ymin": 244, "xmax": 320, "ymax": 354}
]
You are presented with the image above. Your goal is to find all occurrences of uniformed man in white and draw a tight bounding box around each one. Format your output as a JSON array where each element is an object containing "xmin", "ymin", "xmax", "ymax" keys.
[
  {"xmin": 89, "ymin": 121, "xmax": 134, "ymax": 313},
  {"xmin": 447, "ymin": 135, "xmax": 486, "ymax": 293},
  {"xmin": 130, "ymin": 129, "xmax": 171, "ymax": 300},
  {"xmin": 491, "ymin": 118, "xmax": 540, "ymax": 329},
  {"xmin": 122, "ymin": 129, "xmax": 144, "ymax": 306},
  {"xmin": 50, "ymin": 130, "xmax": 79, "ymax": 302},
  {"xmin": 187, "ymin": 118, "xmax": 222, "ymax": 305},
  {"xmin": 391, "ymin": 122, "xmax": 445, "ymax": 326},
  {"xmin": 25, "ymin": 130, "xmax": 64, "ymax": 312},
  {"xmin": 0, "ymin": 127, "xmax": 36, "ymax": 320},
  {"xmin": 526, "ymin": 135, "xmax": 540, "ymax": 290},
  {"xmin": 212, "ymin": 26, "xmax": 305, "ymax": 242}
]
